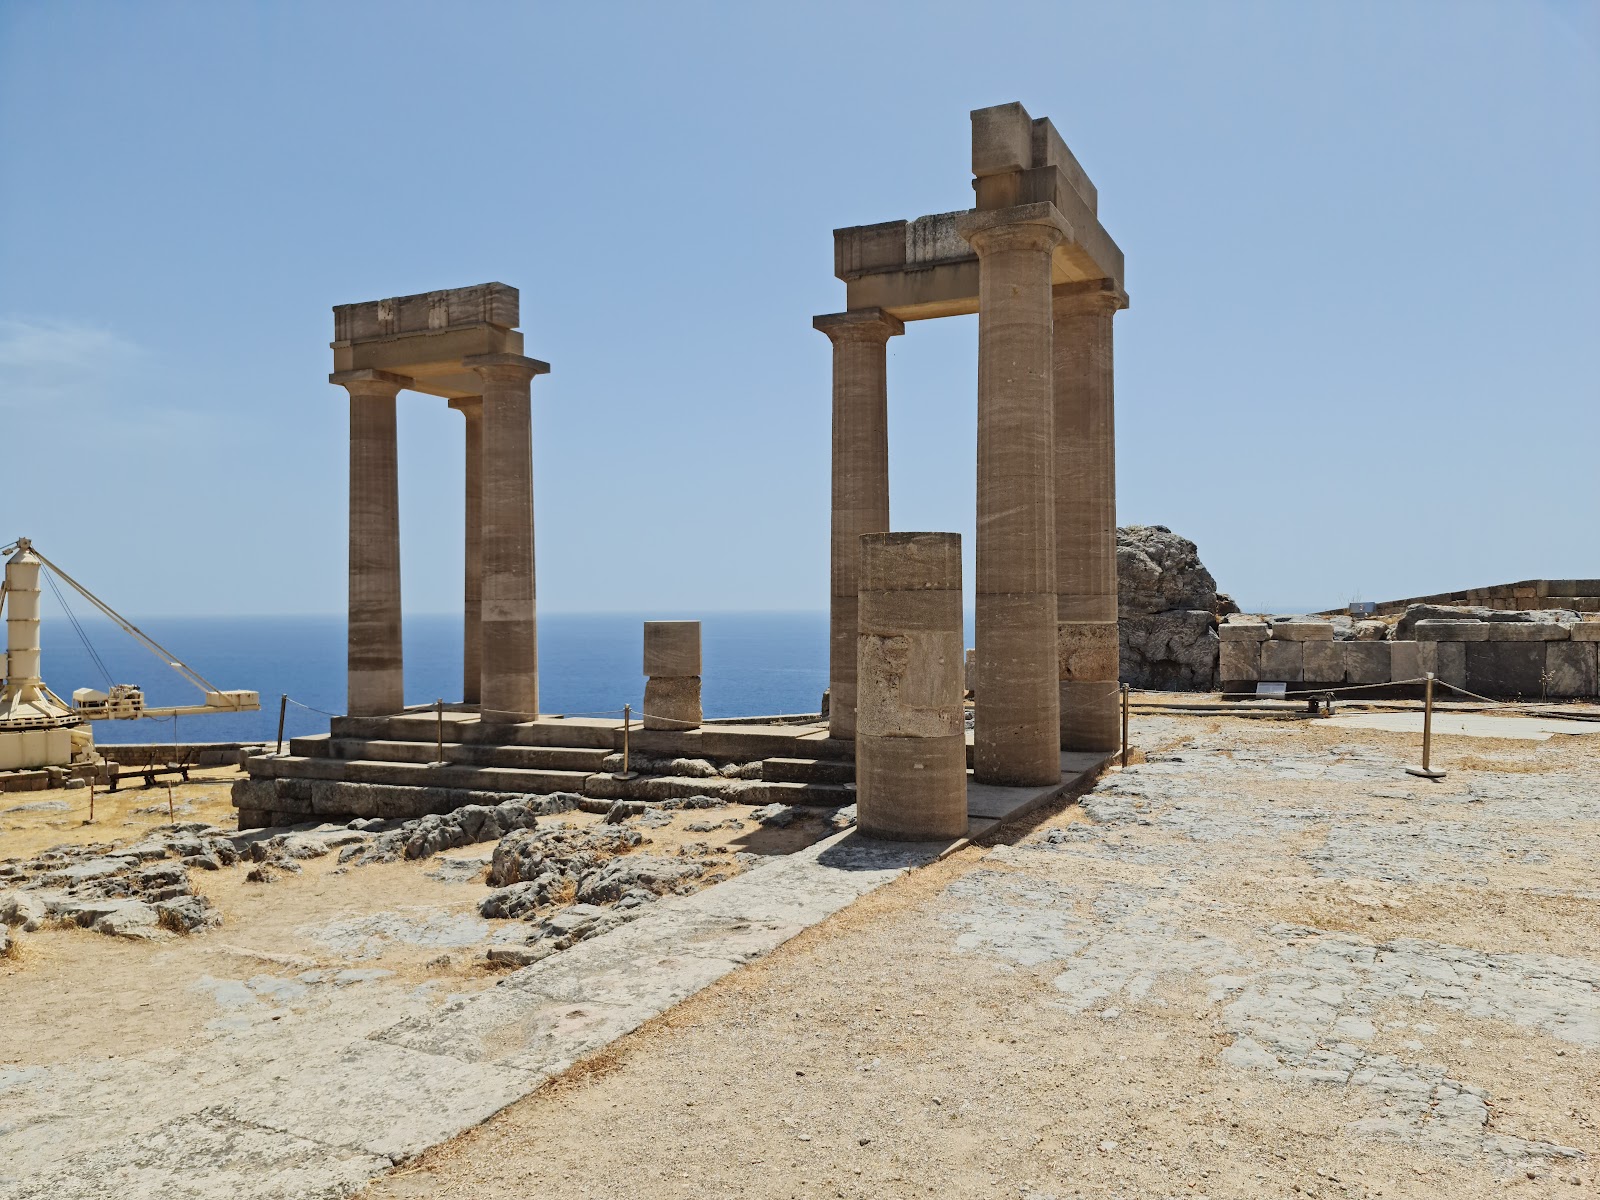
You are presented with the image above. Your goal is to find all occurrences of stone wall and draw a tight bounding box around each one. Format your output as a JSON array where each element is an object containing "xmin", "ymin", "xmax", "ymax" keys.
[{"xmin": 1318, "ymin": 580, "xmax": 1600, "ymax": 617}]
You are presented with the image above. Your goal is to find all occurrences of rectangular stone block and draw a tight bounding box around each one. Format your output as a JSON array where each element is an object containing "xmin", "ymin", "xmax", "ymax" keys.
[
  {"xmin": 1219, "ymin": 621, "xmax": 1270, "ymax": 642},
  {"xmin": 1481, "ymin": 622, "xmax": 1568, "ymax": 642},
  {"xmin": 833, "ymin": 221, "xmax": 907, "ymax": 281},
  {"xmin": 1389, "ymin": 641, "xmax": 1421, "ymax": 683},
  {"xmin": 1414, "ymin": 620, "xmax": 1489, "ymax": 642},
  {"xmin": 971, "ymin": 101, "xmax": 1033, "ymax": 177},
  {"xmin": 1219, "ymin": 639, "xmax": 1261, "ymax": 682},
  {"xmin": 1269, "ymin": 621, "xmax": 1335, "ymax": 642},
  {"xmin": 1571, "ymin": 622, "xmax": 1600, "ymax": 642},
  {"xmin": 332, "ymin": 282, "xmax": 517, "ymax": 343},
  {"xmin": 1030, "ymin": 117, "xmax": 1097, "ymax": 213},
  {"xmin": 1544, "ymin": 643, "xmax": 1599, "ymax": 699},
  {"xmin": 643, "ymin": 621, "xmax": 701, "ymax": 678},
  {"xmin": 1302, "ymin": 641, "xmax": 1345, "ymax": 684},
  {"xmin": 1260, "ymin": 639, "xmax": 1304, "ymax": 683},
  {"xmin": 1418, "ymin": 641, "xmax": 1467, "ymax": 690},
  {"xmin": 1465, "ymin": 642, "xmax": 1545, "ymax": 699},
  {"xmin": 1345, "ymin": 641, "xmax": 1392, "ymax": 686}
]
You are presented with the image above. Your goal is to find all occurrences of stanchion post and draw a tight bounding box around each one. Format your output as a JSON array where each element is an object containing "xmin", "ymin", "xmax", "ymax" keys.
[
  {"xmin": 88, "ymin": 781, "xmax": 95, "ymax": 825},
  {"xmin": 435, "ymin": 698, "xmax": 445, "ymax": 765},
  {"xmin": 276, "ymin": 693, "xmax": 287, "ymax": 755},
  {"xmin": 614, "ymin": 703, "xmax": 638, "ymax": 780},
  {"xmin": 166, "ymin": 783, "xmax": 175, "ymax": 824},
  {"xmin": 1406, "ymin": 671, "xmax": 1447, "ymax": 780},
  {"xmin": 1120, "ymin": 683, "xmax": 1131, "ymax": 767}
]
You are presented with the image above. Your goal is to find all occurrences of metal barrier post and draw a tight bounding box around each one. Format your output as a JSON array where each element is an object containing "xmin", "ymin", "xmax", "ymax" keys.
[
  {"xmin": 1407, "ymin": 672, "xmax": 1447, "ymax": 780},
  {"xmin": 614, "ymin": 703, "xmax": 638, "ymax": 780},
  {"xmin": 276, "ymin": 694, "xmax": 287, "ymax": 755},
  {"xmin": 1120, "ymin": 683, "xmax": 1131, "ymax": 767},
  {"xmin": 435, "ymin": 698, "xmax": 445, "ymax": 765}
]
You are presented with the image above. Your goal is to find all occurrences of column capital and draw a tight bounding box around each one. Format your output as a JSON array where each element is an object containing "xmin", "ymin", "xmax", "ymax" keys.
[
  {"xmin": 956, "ymin": 202, "xmax": 1071, "ymax": 256},
  {"xmin": 1052, "ymin": 278, "xmax": 1129, "ymax": 315},
  {"xmin": 330, "ymin": 368, "xmax": 411, "ymax": 397},
  {"xmin": 464, "ymin": 353, "xmax": 551, "ymax": 383},
  {"xmin": 813, "ymin": 308, "xmax": 905, "ymax": 344},
  {"xmin": 447, "ymin": 395, "xmax": 483, "ymax": 414}
]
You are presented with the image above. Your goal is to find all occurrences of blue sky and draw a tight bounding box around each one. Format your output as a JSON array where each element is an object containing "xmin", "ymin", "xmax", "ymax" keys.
[{"xmin": 1, "ymin": 0, "xmax": 1595, "ymax": 618}]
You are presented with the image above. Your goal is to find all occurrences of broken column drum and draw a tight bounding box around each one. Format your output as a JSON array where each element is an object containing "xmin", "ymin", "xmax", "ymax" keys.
[
  {"xmin": 819, "ymin": 102, "xmax": 1127, "ymax": 784},
  {"xmin": 855, "ymin": 532, "xmax": 967, "ymax": 841},
  {"xmin": 642, "ymin": 621, "xmax": 703, "ymax": 731}
]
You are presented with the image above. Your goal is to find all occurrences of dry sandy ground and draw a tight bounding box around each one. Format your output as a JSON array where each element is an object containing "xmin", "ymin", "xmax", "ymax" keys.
[{"xmin": 363, "ymin": 714, "xmax": 1599, "ymax": 1200}]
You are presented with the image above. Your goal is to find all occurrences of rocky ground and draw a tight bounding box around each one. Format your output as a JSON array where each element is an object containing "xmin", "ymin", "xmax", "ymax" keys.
[{"xmin": 361, "ymin": 714, "xmax": 1599, "ymax": 1200}]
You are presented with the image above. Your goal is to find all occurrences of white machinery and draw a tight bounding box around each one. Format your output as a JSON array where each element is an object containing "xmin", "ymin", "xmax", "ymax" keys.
[{"xmin": 0, "ymin": 537, "xmax": 259, "ymax": 773}]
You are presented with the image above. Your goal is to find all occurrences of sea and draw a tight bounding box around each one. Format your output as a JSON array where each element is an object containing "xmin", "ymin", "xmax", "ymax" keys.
[{"xmin": 37, "ymin": 612, "xmax": 832, "ymax": 747}]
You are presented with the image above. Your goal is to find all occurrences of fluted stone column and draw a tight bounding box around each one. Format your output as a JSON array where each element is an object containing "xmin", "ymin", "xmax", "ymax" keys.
[
  {"xmin": 856, "ymin": 532, "xmax": 968, "ymax": 841},
  {"xmin": 448, "ymin": 397, "xmax": 484, "ymax": 705},
  {"xmin": 814, "ymin": 308, "xmax": 903, "ymax": 740},
  {"xmin": 465, "ymin": 353, "xmax": 549, "ymax": 723},
  {"xmin": 1053, "ymin": 281, "xmax": 1127, "ymax": 751},
  {"xmin": 335, "ymin": 368, "xmax": 409, "ymax": 717},
  {"xmin": 958, "ymin": 204, "xmax": 1069, "ymax": 786}
]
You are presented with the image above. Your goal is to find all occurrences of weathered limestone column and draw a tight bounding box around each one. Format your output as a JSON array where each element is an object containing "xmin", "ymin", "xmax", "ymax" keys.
[
  {"xmin": 642, "ymin": 621, "xmax": 702, "ymax": 730},
  {"xmin": 465, "ymin": 353, "xmax": 549, "ymax": 723},
  {"xmin": 856, "ymin": 532, "xmax": 967, "ymax": 841},
  {"xmin": 814, "ymin": 308, "xmax": 903, "ymax": 741},
  {"xmin": 1053, "ymin": 280, "xmax": 1127, "ymax": 751},
  {"xmin": 333, "ymin": 368, "xmax": 409, "ymax": 717},
  {"xmin": 448, "ymin": 396, "xmax": 484, "ymax": 705},
  {"xmin": 958, "ymin": 204, "xmax": 1069, "ymax": 786}
]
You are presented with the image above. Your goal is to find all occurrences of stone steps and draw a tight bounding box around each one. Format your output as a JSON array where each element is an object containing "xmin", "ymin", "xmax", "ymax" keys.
[
  {"xmin": 329, "ymin": 714, "xmax": 621, "ymax": 751},
  {"xmin": 761, "ymin": 757, "xmax": 855, "ymax": 785},
  {"xmin": 762, "ymin": 781, "xmax": 856, "ymax": 808},
  {"xmin": 289, "ymin": 735, "xmax": 610, "ymax": 773},
  {"xmin": 247, "ymin": 755, "xmax": 593, "ymax": 796}
]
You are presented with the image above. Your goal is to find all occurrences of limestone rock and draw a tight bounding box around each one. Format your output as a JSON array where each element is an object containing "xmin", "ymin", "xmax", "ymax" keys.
[
  {"xmin": 1120, "ymin": 610, "xmax": 1218, "ymax": 692},
  {"xmin": 1117, "ymin": 525, "xmax": 1217, "ymax": 615},
  {"xmin": 749, "ymin": 803, "xmax": 798, "ymax": 828},
  {"xmin": 575, "ymin": 855, "xmax": 699, "ymax": 905},
  {"xmin": 155, "ymin": 895, "xmax": 221, "ymax": 934},
  {"xmin": 1117, "ymin": 525, "xmax": 1222, "ymax": 692}
]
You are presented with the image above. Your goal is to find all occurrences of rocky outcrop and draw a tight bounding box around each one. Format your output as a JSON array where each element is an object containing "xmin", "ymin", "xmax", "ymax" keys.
[{"xmin": 1117, "ymin": 525, "xmax": 1221, "ymax": 691}]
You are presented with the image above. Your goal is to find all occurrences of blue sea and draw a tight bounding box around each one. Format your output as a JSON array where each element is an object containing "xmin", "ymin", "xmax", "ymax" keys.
[{"xmin": 37, "ymin": 613, "xmax": 830, "ymax": 746}]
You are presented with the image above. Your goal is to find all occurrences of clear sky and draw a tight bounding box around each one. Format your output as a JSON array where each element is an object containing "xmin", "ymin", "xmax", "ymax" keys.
[{"xmin": 1, "ymin": 0, "xmax": 1595, "ymax": 619}]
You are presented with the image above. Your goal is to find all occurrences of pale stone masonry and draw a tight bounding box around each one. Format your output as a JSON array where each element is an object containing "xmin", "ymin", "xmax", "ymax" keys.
[
  {"xmin": 330, "ymin": 283, "xmax": 547, "ymax": 721},
  {"xmin": 819, "ymin": 102, "xmax": 1128, "ymax": 785},
  {"xmin": 855, "ymin": 533, "xmax": 967, "ymax": 840},
  {"xmin": 643, "ymin": 621, "xmax": 703, "ymax": 731}
]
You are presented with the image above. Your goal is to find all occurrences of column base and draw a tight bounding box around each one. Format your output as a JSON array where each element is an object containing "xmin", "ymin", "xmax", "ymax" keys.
[
  {"xmin": 856, "ymin": 733, "xmax": 967, "ymax": 841},
  {"xmin": 480, "ymin": 708, "xmax": 537, "ymax": 726},
  {"xmin": 1060, "ymin": 679, "xmax": 1121, "ymax": 752}
]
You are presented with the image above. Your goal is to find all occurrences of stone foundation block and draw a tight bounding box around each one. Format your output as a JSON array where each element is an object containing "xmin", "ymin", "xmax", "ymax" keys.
[
  {"xmin": 1483, "ymin": 622, "xmax": 1569, "ymax": 642},
  {"xmin": 1544, "ymin": 643, "xmax": 1599, "ymax": 698},
  {"xmin": 1418, "ymin": 641, "xmax": 1467, "ymax": 690},
  {"xmin": 1269, "ymin": 621, "xmax": 1334, "ymax": 642},
  {"xmin": 1302, "ymin": 642, "xmax": 1346, "ymax": 684},
  {"xmin": 1260, "ymin": 640, "xmax": 1304, "ymax": 682},
  {"xmin": 1219, "ymin": 622, "xmax": 1270, "ymax": 643},
  {"xmin": 1414, "ymin": 620, "xmax": 1489, "ymax": 642},
  {"xmin": 1572, "ymin": 622, "xmax": 1600, "ymax": 642},
  {"xmin": 642, "ymin": 675, "xmax": 703, "ymax": 731},
  {"xmin": 1219, "ymin": 640, "xmax": 1261, "ymax": 682},
  {"xmin": 1345, "ymin": 642, "xmax": 1392, "ymax": 686},
  {"xmin": 1389, "ymin": 641, "xmax": 1421, "ymax": 683},
  {"xmin": 1465, "ymin": 642, "xmax": 1545, "ymax": 699}
]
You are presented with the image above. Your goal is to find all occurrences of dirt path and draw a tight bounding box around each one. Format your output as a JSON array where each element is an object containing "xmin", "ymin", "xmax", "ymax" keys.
[{"xmin": 364, "ymin": 715, "xmax": 1599, "ymax": 1199}]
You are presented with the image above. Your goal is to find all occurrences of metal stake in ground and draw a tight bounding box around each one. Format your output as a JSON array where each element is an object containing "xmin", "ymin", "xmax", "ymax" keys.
[
  {"xmin": 276, "ymin": 693, "xmax": 287, "ymax": 755},
  {"xmin": 434, "ymin": 698, "xmax": 445, "ymax": 766},
  {"xmin": 1120, "ymin": 683, "xmax": 1131, "ymax": 767},
  {"xmin": 614, "ymin": 703, "xmax": 638, "ymax": 780},
  {"xmin": 1406, "ymin": 671, "xmax": 1447, "ymax": 780}
]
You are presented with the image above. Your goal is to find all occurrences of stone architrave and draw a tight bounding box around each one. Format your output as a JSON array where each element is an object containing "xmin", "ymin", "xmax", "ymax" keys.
[
  {"xmin": 1053, "ymin": 279, "xmax": 1127, "ymax": 751},
  {"xmin": 958, "ymin": 204, "xmax": 1069, "ymax": 787},
  {"xmin": 856, "ymin": 532, "xmax": 967, "ymax": 841},
  {"xmin": 643, "ymin": 621, "xmax": 703, "ymax": 731},
  {"xmin": 466, "ymin": 353, "xmax": 550, "ymax": 724},
  {"xmin": 814, "ymin": 309, "xmax": 903, "ymax": 741},
  {"xmin": 334, "ymin": 368, "xmax": 410, "ymax": 717},
  {"xmin": 449, "ymin": 397, "xmax": 484, "ymax": 704}
]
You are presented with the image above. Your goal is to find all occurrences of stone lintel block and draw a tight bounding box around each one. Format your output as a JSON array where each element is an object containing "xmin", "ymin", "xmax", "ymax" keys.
[
  {"xmin": 1269, "ymin": 621, "xmax": 1335, "ymax": 642},
  {"xmin": 1544, "ymin": 643, "xmax": 1599, "ymax": 699},
  {"xmin": 1414, "ymin": 620, "xmax": 1489, "ymax": 642},
  {"xmin": 643, "ymin": 620, "xmax": 702, "ymax": 678},
  {"xmin": 1570, "ymin": 622, "xmax": 1600, "ymax": 642},
  {"xmin": 1303, "ymin": 642, "xmax": 1346, "ymax": 684},
  {"xmin": 1219, "ymin": 622, "xmax": 1271, "ymax": 643},
  {"xmin": 462, "ymin": 352, "xmax": 551, "ymax": 378},
  {"xmin": 1418, "ymin": 641, "xmax": 1467, "ymax": 689},
  {"xmin": 833, "ymin": 220, "xmax": 909, "ymax": 281},
  {"xmin": 1344, "ymin": 641, "xmax": 1392, "ymax": 686},
  {"xmin": 1219, "ymin": 639, "xmax": 1261, "ymax": 682},
  {"xmin": 1030, "ymin": 118, "xmax": 1097, "ymax": 210},
  {"xmin": 1259, "ymin": 639, "xmax": 1304, "ymax": 683},
  {"xmin": 1483, "ymin": 622, "xmax": 1569, "ymax": 642},
  {"xmin": 971, "ymin": 101, "xmax": 1033, "ymax": 177},
  {"xmin": 333, "ymin": 282, "xmax": 518, "ymax": 344},
  {"xmin": 1390, "ymin": 640, "xmax": 1421, "ymax": 683},
  {"xmin": 905, "ymin": 212, "xmax": 973, "ymax": 268}
]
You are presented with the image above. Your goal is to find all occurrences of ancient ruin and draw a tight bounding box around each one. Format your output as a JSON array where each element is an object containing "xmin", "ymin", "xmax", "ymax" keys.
[{"xmin": 818, "ymin": 101, "xmax": 1127, "ymax": 786}]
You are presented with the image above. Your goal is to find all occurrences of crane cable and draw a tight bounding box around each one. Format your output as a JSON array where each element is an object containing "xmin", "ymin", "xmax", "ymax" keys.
[{"xmin": 41, "ymin": 566, "xmax": 115, "ymax": 689}]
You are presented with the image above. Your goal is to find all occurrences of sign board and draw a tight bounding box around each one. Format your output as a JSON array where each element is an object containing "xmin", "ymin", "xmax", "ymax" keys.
[
  {"xmin": 1256, "ymin": 681, "xmax": 1288, "ymax": 698},
  {"xmin": 1349, "ymin": 601, "xmax": 1377, "ymax": 615}
]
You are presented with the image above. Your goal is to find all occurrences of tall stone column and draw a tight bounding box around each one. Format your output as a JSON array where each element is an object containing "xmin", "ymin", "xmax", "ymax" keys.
[
  {"xmin": 813, "ymin": 308, "xmax": 903, "ymax": 740},
  {"xmin": 465, "ymin": 353, "xmax": 550, "ymax": 724},
  {"xmin": 958, "ymin": 204, "xmax": 1069, "ymax": 786},
  {"xmin": 1053, "ymin": 280, "xmax": 1127, "ymax": 751},
  {"xmin": 333, "ymin": 368, "xmax": 410, "ymax": 717},
  {"xmin": 448, "ymin": 397, "xmax": 484, "ymax": 705}
]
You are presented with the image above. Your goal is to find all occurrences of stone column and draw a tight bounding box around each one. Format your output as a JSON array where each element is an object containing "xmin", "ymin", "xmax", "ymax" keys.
[
  {"xmin": 856, "ymin": 532, "xmax": 967, "ymax": 841},
  {"xmin": 333, "ymin": 368, "xmax": 409, "ymax": 717},
  {"xmin": 448, "ymin": 397, "xmax": 484, "ymax": 705},
  {"xmin": 464, "ymin": 353, "xmax": 550, "ymax": 724},
  {"xmin": 958, "ymin": 204, "xmax": 1069, "ymax": 786},
  {"xmin": 814, "ymin": 309, "xmax": 903, "ymax": 741},
  {"xmin": 1053, "ymin": 280, "xmax": 1127, "ymax": 751},
  {"xmin": 642, "ymin": 620, "xmax": 702, "ymax": 730}
]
